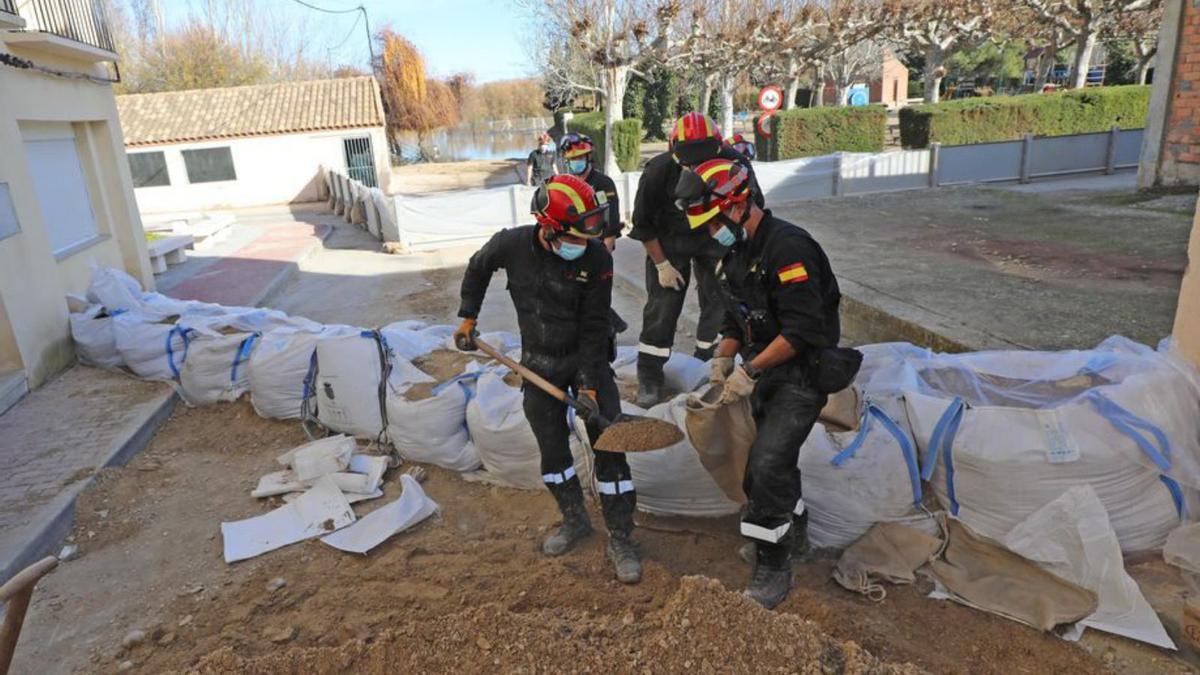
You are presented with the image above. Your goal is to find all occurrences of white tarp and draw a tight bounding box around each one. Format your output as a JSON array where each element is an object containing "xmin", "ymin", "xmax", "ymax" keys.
[
  {"xmin": 221, "ymin": 476, "xmax": 355, "ymax": 562},
  {"xmin": 321, "ymin": 474, "xmax": 439, "ymax": 554},
  {"xmin": 277, "ymin": 435, "xmax": 356, "ymax": 481},
  {"xmin": 1003, "ymin": 485, "xmax": 1175, "ymax": 650}
]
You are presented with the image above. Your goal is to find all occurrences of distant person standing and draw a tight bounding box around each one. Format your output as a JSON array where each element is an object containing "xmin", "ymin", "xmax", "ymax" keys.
[{"xmin": 526, "ymin": 132, "xmax": 558, "ymax": 186}]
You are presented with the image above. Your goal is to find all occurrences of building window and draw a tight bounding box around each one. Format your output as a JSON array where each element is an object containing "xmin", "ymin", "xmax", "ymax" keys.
[
  {"xmin": 182, "ymin": 147, "xmax": 236, "ymax": 183},
  {"xmin": 128, "ymin": 151, "xmax": 170, "ymax": 187},
  {"xmin": 22, "ymin": 131, "xmax": 101, "ymax": 256}
]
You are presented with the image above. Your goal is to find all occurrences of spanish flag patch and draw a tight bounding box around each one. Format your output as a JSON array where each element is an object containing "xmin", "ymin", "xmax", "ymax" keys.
[{"xmin": 777, "ymin": 262, "xmax": 809, "ymax": 284}]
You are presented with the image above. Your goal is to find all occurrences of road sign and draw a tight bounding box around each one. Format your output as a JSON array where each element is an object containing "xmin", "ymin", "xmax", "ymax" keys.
[
  {"xmin": 757, "ymin": 112, "xmax": 775, "ymax": 138},
  {"xmin": 757, "ymin": 86, "xmax": 783, "ymax": 112}
]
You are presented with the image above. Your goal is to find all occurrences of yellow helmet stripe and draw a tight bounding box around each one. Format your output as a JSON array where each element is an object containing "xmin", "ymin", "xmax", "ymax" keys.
[
  {"xmin": 703, "ymin": 115, "xmax": 712, "ymax": 137},
  {"xmin": 688, "ymin": 205, "xmax": 721, "ymax": 228},
  {"xmin": 700, "ymin": 161, "xmax": 733, "ymax": 181},
  {"xmin": 547, "ymin": 182, "xmax": 586, "ymax": 213},
  {"xmin": 677, "ymin": 117, "xmax": 687, "ymax": 139}
]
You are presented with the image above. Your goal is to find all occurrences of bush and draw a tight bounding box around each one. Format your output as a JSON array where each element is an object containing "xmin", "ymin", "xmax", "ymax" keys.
[
  {"xmin": 766, "ymin": 106, "xmax": 887, "ymax": 160},
  {"xmin": 567, "ymin": 112, "xmax": 644, "ymax": 172},
  {"xmin": 898, "ymin": 85, "xmax": 1150, "ymax": 148}
]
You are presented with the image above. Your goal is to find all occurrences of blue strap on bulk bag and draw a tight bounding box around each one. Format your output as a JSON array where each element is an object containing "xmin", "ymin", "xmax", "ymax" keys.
[
  {"xmin": 830, "ymin": 403, "xmax": 923, "ymax": 507},
  {"xmin": 166, "ymin": 325, "xmax": 194, "ymax": 378},
  {"xmin": 1087, "ymin": 391, "xmax": 1184, "ymax": 519},
  {"xmin": 230, "ymin": 333, "xmax": 260, "ymax": 384},
  {"xmin": 921, "ymin": 398, "xmax": 964, "ymax": 515}
]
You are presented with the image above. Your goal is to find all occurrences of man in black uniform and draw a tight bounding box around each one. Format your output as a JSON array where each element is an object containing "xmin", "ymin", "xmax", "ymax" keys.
[
  {"xmin": 525, "ymin": 132, "xmax": 557, "ymax": 186},
  {"xmin": 453, "ymin": 174, "xmax": 641, "ymax": 584},
  {"xmin": 630, "ymin": 112, "xmax": 761, "ymax": 407},
  {"xmin": 559, "ymin": 132, "xmax": 629, "ymax": 354},
  {"xmin": 676, "ymin": 157, "xmax": 844, "ymax": 609}
]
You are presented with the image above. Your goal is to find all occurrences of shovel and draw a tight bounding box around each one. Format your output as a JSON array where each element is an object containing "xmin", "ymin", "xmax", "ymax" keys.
[{"xmin": 473, "ymin": 337, "xmax": 683, "ymax": 453}]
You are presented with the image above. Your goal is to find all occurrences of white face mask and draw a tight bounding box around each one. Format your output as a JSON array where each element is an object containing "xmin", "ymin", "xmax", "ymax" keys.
[{"xmin": 540, "ymin": 143, "xmax": 554, "ymax": 153}]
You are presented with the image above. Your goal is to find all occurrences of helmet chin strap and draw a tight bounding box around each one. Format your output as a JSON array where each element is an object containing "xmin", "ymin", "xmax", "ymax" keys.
[{"xmin": 716, "ymin": 200, "xmax": 751, "ymax": 239}]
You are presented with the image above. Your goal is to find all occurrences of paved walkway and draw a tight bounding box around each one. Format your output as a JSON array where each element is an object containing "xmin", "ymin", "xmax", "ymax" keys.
[
  {"xmin": 0, "ymin": 367, "xmax": 174, "ymax": 584},
  {"xmin": 156, "ymin": 204, "xmax": 336, "ymax": 307}
]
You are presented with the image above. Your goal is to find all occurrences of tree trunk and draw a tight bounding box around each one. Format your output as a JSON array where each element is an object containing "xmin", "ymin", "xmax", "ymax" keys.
[
  {"xmin": 699, "ymin": 86, "xmax": 713, "ymax": 117},
  {"xmin": 1070, "ymin": 29, "xmax": 1097, "ymax": 89},
  {"xmin": 602, "ymin": 65, "xmax": 628, "ymax": 175},
  {"xmin": 717, "ymin": 71, "xmax": 735, "ymax": 137},
  {"xmin": 785, "ymin": 74, "xmax": 801, "ymax": 110},
  {"xmin": 924, "ymin": 44, "xmax": 945, "ymax": 103},
  {"xmin": 812, "ymin": 63, "xmax": 825, "ymax": 107},
  {"xmin": 1136, "ymin": 56, "xmax": 1153, "ymax": 85}
]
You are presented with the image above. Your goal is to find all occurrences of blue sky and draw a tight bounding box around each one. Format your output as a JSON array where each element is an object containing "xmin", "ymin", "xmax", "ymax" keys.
[{"xmin": 158, "ymin": 0, "xmax": 533, "ymax": 82}]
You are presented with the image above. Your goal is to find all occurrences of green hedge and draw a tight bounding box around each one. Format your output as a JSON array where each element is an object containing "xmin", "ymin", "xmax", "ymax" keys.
[
  {"xmin": 566, "ymin": 111, "xmax": 643, "ymax": 172},
  {"xmin": 765, "ymin": 106, "xmax": 886, "ymax": 160},
  {"xmin": 899, "ymin": 85, "xmax": 1150, "ymax": 148}
]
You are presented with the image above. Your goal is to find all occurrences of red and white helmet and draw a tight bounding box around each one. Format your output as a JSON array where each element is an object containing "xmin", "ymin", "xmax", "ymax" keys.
[
  {"xmin": 675, "ymin": 158, "xmax": 752, "ymax": 229},
  {"xmin": 729, "ymin": 133, "xmax": 756, "ymax": 161},
  {"xmin": 531, "ymin": 174, "xmax": 608, "ymax": 239},
  {"xmin": 669, "ymin": 112, "xmax": 723, "ymax": 166}
]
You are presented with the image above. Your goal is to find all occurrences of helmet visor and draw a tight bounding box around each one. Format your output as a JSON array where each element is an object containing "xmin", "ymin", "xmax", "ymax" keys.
[{"xmin": 566, "ymin": 203, "xmax": 608, "ymax": 238}]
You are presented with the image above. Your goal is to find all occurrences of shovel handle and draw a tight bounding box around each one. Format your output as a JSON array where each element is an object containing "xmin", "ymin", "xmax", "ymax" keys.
[{"xmin": 473, "ymin": 337, "xmax": 583, "ymax": 410}]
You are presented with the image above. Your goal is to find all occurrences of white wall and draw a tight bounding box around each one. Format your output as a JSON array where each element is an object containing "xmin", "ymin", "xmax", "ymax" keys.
[{"xmin": 129, "ymin": 126, "xmax": 390, "ymax": 213}]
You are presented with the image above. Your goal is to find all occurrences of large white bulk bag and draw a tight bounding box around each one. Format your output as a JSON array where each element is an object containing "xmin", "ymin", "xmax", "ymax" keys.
[
  {"xmin": 70, "ymin": 305, "xmax": 124, "ymax": 370},
  {"xmin": 799, "ymin": 403, "xmax": 928, "ymax": 549},
  {"xmin": 387, "ymin": 376, "xmax": 481, "ymax": 472},
  {"xmin": 178, "ymin": 327, "xmax": 258, "ymax": 406},
  {"xmin": 465, "ymin": 372, "xmax": 589, "ymax": 490},
  {"xmin": 248, "ymin": 325, "xmax": 358, "ymax": 420},
  {"xmin": 313, "ymin": 331, "xmax": 391, "ymax": 439},
  {"xmin": 113, "ymin": 311, "xmax": 193, "ymax": 381},
  {"xmin": 381, "ymin": 321, "xmax": 455, "ymax": 361},
  {"xmin": 627, "ymin": 394, "xmax": 741, "ymax": 518},
  {"xmin": 613, "ymin": 347, "xmax": 708, "ymax": 394},
  {"xmin": 86, "ymin": 266, "xmax": 142, "ymax": 312}
]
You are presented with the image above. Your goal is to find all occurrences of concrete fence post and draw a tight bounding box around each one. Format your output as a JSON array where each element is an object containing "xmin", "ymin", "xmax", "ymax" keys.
[
  {"xmin": 344, "ymin": 182, "xmax": 356, "ymax": 224},
  {"xmin": 928, "ymin": 143, "xmax": 941, "ymax": 188},
  {"xmin": 1019, "ymin": 134, "xmax": 1034, "ymax": 184},
  {"xmin": 386, "ymin": 194, "xmax": 404, "ymax": 244},
  {"xmin": 509, "ymin": 185, "xmax": 521, "ymax": 226},
  {"xmin": 832, "ymin": 153, "xmax": 845, "ymax": 197},
  {"xmin": 1105, "ymin": 125, "xmax": 1120, "ymax": 175}
]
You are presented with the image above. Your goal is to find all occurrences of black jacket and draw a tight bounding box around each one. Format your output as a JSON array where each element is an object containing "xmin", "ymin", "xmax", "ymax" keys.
[
  {"xmin": 719, "ymin": 211, "xmax": 840, "ymax": 357},
  {"xmin": 629, "ymin": 146, "xmax": 763, "ymax": 243},
  {"xmin": 458, "ymin": 225, "xmax": 613, "ymax": 387},
  {"xmin": 581, "ymin": 169, "xmax": 622, "ymax": 240}
]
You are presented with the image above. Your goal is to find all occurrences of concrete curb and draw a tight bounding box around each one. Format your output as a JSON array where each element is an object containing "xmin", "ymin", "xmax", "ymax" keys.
[
  {"xmin": 252, "ymin": 223, "xmax": 334, "ymax": 308},
  {"xmin": 0, "ymin": 389, "xmax": 178, "ymax": 585},
  {"xmin": 610, "ymin": 246, "xmax": 1027, "ymax": 354}
]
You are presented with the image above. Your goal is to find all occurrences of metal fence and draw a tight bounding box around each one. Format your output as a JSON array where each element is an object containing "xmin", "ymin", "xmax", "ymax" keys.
[
  {"xmin": 20, "ymin": 0, "xmax": 116, "ymax": 53},
  {"xmin": 935, "ymin": 128, "xmax": 1143, "ymax": 187},
  {"xmin": 0, "ymin": 0, "xmax": 17, "ymax": 16}
]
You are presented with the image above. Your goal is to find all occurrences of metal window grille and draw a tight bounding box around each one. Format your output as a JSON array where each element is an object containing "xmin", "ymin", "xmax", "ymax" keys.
[
  {"xmin": 343, "ymin": 136, "xmax": 377, "ymax": 188},
  {"xmin": 1, "ymin": 0, "xmax": 17, "ymax": 16}
]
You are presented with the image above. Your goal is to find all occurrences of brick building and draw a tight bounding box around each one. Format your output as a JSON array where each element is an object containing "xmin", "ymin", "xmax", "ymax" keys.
[{"xmin": 1139, "ymin": 0, "xmax": 1200, "ymax": 187}]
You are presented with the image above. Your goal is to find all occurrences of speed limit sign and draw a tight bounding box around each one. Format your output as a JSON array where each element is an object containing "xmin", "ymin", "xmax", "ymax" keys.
[{"xmin": 757, "ymin": 85, "xmax": 783, "ymax": 112}]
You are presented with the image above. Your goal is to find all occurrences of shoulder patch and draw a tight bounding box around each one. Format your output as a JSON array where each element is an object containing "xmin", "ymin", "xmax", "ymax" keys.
[
  {"xmin": 600, "ymin": 269, "xmax": 614, "ymax": 281},
  {"xmin": 777, "ymin": 262, "xmax": 808, "ymax": 284}
]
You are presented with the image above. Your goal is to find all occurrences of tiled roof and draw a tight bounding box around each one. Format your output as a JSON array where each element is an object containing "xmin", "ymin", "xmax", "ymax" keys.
[{"xmin": 117, "ymin": 77, "xmax": 385, "ymax": 146}]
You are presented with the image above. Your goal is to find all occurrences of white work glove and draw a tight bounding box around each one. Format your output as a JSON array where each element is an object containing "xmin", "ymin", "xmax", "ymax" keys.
[
  {"xmin": 655, "ymin": 260, "xmax": 685, "ymax": 291},
  {"xmin": 719, "ymin": 365, "xmax": 757, "ymax": 405},
  {"xmin": 710, "ymin": 356, "xmax": 735, "ymax": 385}
]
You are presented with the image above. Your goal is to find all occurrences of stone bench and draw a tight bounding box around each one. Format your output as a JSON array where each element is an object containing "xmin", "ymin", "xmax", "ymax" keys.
[{"xmin": 146, "ymin": 234, "xmax": 195, "ymax": 274}]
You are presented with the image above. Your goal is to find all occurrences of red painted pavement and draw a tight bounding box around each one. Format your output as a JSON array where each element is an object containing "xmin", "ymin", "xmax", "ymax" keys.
[{"xmin": 166, "ymin": 221, "xmax": 331, "ymax": 307}]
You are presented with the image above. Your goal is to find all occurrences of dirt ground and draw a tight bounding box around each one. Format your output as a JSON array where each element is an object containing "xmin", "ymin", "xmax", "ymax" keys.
[{"xmin": 388, "ymin": 160, "xmax": 523, "ymax": 195}]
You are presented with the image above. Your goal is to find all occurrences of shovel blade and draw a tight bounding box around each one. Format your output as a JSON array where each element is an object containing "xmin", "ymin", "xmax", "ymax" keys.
[{"xmin": 593, "ymin": 414, "xmax": 684, "ymax": 453}]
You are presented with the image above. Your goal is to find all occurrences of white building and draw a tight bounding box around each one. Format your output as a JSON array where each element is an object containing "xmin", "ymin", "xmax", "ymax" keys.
[
  {"xmin": 116, "ymin": 77, "xmax": 390, "ymax": 213},
  {"xmin": 0, "ymin": 0, "xmax": 152, "ymax": 408}
]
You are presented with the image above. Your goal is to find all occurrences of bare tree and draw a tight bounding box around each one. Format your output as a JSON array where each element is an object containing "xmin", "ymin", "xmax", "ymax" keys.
[
  {"xmin": 1106, "ymin": 4, "xmax": 1163, "ymax": 84},
  {"xmin": 825, "ymin": 40, "xmax": 884, "ymax": 105},
  {"xmin": 1019, "ymin": 0, "xmax": 1161, "ymax": 89},
  {"xmin": 685, "ymin": 0, "xmax": 778, "ymax": 133},
  {"xmin": 774, "ymin": 0, "xmax": 887, "ymax": 108},
  {"xmin": 888, "ymin": 0, "xmax": 993, "ymax": 103}
]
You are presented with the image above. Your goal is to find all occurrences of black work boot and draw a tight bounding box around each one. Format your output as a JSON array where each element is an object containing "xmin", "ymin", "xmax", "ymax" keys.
[
  {"xmin": 737, "ymin": 511, "xmax": 811, "ymax": 566},
  {"xmin": 542, "ymin": 478, "xmax": 593, "ymax": 557},
  {"xmin": 693, "ymin": 345, "xmax": 715, "ymax": 361},
  {"xmin": 601, "ymin": 491, "xmax": 641, "ymax": 584},
  {"xmin": 636, "ymin": 360, "xmax": 665, "ymax": 408},
  {"xmin": 744, "ymin": 536, "xmax": 793, "ymax": 610}
]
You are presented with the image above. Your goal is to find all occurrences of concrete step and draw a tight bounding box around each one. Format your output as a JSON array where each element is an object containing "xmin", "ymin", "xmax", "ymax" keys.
[{"xmin": 0, "ymin": 369, "xmax": 27, "ymax": 416}]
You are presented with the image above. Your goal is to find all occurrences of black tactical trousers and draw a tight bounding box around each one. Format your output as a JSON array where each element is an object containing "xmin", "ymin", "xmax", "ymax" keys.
[
  {"xmin": 740, "ymin": 363, "xmax": 826, "ymax": 553},
  {"xmin": 637, "ymin": 235, "xmax": 727, "ymax": 370},
  {"xmin": 520, "ymin": 352, "xmax": 635, "ymax": 528}
]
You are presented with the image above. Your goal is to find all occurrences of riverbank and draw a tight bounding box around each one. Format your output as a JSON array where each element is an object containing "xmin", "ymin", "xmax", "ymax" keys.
[{"xmin": 388, "ymin": 160, "xmax": 524, "ymax": 195}]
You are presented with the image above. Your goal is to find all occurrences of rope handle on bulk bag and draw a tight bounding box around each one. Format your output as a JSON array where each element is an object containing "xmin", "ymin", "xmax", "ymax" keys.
[
  {"xmin": 921, "ymin": 398, "xmax": 965, "ymax": 516},
  {"xmin": 165, "ymin": 325, "xmax": 195, "ymax": 379},
  {"xmin": 1087, "ymin": 391, "xmax": 1186, "ymax": 520},
  {"xmin": 368, "ymin": 329, "xmax": 394, "ymax": 452},
  {"xmin": 229, "ymin": 333, "xmax": 260, "ymax": 384},
  {"xmin": 830, "ymin": 403, "xmax": 923, "ymax": 507}
]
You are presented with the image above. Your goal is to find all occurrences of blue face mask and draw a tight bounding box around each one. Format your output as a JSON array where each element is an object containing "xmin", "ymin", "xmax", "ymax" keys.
[
  {"xmin": 555, "ymin": 241, "xmax": 586, "ymax": 260},
  {"xmin": 540, "ymin": 143, "xmax": 554, "ymax": 153},
  {"xmin": 713, "ymin": 225, "xmax": 737, "ymax": 247},
  {"xmin": 567, "ymin": 159, "xmax": 588, "ymax": 175}
]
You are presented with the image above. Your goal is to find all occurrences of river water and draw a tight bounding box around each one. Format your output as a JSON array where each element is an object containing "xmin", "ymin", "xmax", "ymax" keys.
[{"xmin": 393, "ymin": 117, "xmax": 554, "ymax": 163}]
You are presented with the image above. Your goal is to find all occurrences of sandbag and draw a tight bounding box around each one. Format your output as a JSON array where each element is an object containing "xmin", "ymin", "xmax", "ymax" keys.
[
  {"xmin": 178, "ymin": 327, "xmax": 258, "ymax": 406},
  {"xmin": 70, "ymin": 305, "xmax": 124, "ymax": 370},
  {"xmin": 465, "ymin": 372, "xmax": 589, "ymax": 490},
  {"xmin": 381, "ymin": 321, "xmax": 455, "ymax": 361},
  {"xmin": 683, "ymin": 385, "xmax": 754, "ymax": 504},
  {"xmin": 387, "ymin": 376, "xmax": 481, "ymax": 472},
  {"xmin": 628, "ymin": 394, "xmax": 741, "ymax": 517},
  {"xmin": 801, "ymin": 403, "xmax": 928, "ymax": 549},
  {"xmin": 313, "ymin": 331, "xmax": 390, "ymax": 439},
  {"xmin": 249, "ymin": 325, "xmax": 357, "ymax": 420},
  {"xmin": 113, "ymin": 310, "xmax": 192, "ymax": 381},
  {"xmin": 86, "ymin": 265, "xmax": 142, "ymax": 312},
  {"xmin": 613, "ymin": 347, "xmax": 708, "ymax": 394}
]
